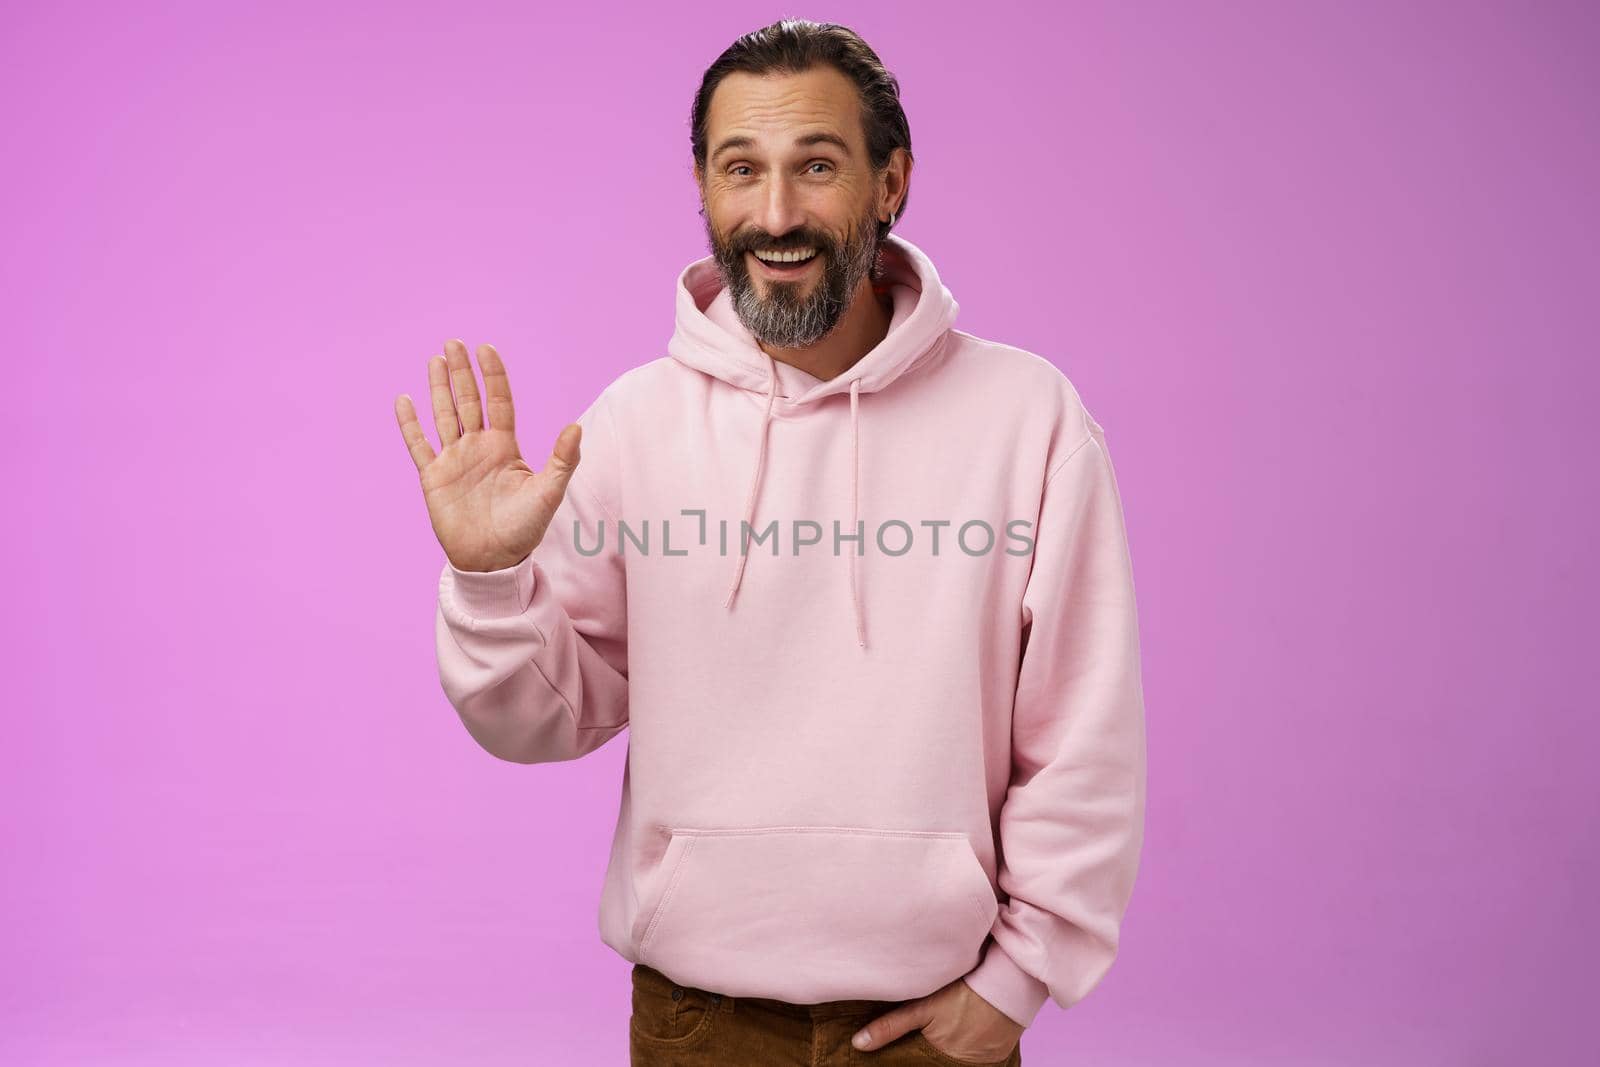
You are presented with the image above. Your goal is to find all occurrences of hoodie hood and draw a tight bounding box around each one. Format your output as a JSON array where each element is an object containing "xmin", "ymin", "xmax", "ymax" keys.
[{"xmin": 665, "ymin": 233, "xmax": 960, "ymax": 650}]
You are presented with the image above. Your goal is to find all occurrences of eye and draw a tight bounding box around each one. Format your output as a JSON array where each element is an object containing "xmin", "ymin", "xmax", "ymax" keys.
[
  {"xmin": 729, "ymin": 164, "xmax": 753, "ymax": 177},
  {"xmin": 807, "ymin": 161, "xmax": 833, "ymax": 174}
]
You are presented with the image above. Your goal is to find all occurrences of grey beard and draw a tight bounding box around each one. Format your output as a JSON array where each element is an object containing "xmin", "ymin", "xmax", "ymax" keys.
[{"xmin": 723, "ymin": 221, "xmax": 883, "ymax": 349}]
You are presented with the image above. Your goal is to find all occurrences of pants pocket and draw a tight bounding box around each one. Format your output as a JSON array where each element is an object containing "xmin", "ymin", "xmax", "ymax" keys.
[
  {"xmin": 632, "ymin": 826, "xmax": 998, "ymax": 1003},
  {"xmin": 909, "ymin": 1029, "xmax": 1021, "ymax": 1067},
  {"xmin": 628, "ymin": 964, "xmax": 720, "ymax": 1052}
]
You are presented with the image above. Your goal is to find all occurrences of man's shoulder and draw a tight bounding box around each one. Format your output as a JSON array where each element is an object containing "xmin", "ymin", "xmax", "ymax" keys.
[
  {"xmin": 941, "ymin": 328, "xmax": 1098, "ymax": 435},
  {"xmin": 575, "ymin": 357, "xmax": 688, "ymax": 427},
  {"xmin": 594, "ymin": 356, "xmax": 696, "ymax": 405}
]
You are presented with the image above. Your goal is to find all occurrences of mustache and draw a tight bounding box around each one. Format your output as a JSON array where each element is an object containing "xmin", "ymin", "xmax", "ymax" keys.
[{"xmin": 733, "ymin": 232, "xmax": 832, "ymax": 254}]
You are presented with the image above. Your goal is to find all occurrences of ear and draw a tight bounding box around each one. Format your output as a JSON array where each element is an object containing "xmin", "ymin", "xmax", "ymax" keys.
[{"xmin": 879, "ymin": 147, "xmax": 911, "ymax": 223}]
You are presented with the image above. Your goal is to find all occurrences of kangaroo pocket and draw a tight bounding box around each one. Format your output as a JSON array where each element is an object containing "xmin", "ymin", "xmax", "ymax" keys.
[{"xmin": 629, "ymin": 826, "xmax": 999, "ymax": 1003}]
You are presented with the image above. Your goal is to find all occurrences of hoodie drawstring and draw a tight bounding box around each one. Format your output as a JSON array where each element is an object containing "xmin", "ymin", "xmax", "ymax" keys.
[
  {"xmin": 721, "ymin": 353, "xmax": 780, "ymax": 611},
  {"xmin": 847, "ymin": 378, "xmax": 866, "ymax": 648},
  {"xmin": 721, "ymin": 354, "xmax": 868, "ymax": 650}
]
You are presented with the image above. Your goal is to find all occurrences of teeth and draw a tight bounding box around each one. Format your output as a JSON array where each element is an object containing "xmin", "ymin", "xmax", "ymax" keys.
[{"xmin": 753, "ymin": 247, "xmax": 817, "ymax": 264}]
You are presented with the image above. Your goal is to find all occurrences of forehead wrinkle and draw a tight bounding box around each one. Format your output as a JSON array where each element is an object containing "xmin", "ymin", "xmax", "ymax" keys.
[{"xmin": 707, "ymin": 71, "xmax": 866, "ymax": 158}]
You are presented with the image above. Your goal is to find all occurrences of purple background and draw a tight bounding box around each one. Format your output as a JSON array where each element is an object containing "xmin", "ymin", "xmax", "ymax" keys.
[{"xmin": 4, "ymin": 1, "xmax": 1594, "ymax": 1063}]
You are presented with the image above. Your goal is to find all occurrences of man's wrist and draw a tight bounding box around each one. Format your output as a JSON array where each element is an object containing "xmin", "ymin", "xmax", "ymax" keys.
[
  {"xmin": 445, "ymin": 552, "xmax": 536, "ymax": 618},
  {"xmin": 962, "ymin": 939, "xmax": 1051, "ymax": 1030}
]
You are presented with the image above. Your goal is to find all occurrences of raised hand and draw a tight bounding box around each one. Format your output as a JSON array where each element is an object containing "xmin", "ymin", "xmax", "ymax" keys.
[{"xmin": 395, "ymin": 339, "xmax": 581, "ymax": 574}]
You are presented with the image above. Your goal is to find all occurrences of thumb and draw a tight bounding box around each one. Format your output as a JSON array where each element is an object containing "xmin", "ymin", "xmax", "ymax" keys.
[
  {"xmin": 544, "ymin": 423, "xmax": 582, "ymax": 487},
  {"xmin": 851, "ymin": 1001, "xmax": 933, "ymax": 1051}
]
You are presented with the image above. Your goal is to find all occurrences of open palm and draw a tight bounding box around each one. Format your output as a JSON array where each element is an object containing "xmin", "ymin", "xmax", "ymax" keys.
[{"xmin": 394, "ymin": 338, "xmax": 581, "ymax": 574}]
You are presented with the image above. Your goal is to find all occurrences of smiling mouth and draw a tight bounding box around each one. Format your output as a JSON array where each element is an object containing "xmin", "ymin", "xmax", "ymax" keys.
[{"xmin": 749, "ymin": 249, "xmax": 821, "ymax": 278}]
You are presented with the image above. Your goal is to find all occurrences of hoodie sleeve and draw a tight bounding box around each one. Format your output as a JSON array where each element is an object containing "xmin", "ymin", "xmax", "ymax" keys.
[
  {"xmin": 433, "ymin": 392, "xmax": 629, "ymax": 764},
  {"xmin": 960, "ymin": 418, "xmax": 1148, "ymax": 1028}
]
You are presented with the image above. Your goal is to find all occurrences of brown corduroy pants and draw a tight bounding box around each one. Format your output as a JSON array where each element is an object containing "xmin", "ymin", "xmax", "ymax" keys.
[{"xmin": 629, "ymin": 962, "xmax": 1022, "ymax": 1066}]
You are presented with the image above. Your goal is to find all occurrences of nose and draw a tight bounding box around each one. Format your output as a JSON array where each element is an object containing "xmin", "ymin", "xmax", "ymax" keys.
[{"xmin": 757, "ymin": 172, "xmax": 807, "ymax": 242}]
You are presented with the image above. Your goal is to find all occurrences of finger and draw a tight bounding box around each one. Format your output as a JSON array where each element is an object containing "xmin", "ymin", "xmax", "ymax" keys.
[
  {"xmin": 444, "ymin": 338, "xmax": 484, "ymax": 433},
  {"xmin": 852, "ymin": 1003, "xmax": 933, "ymax": 1051},
  {"xmin": 394, "ymin": 393, "xmax": 437, "ymax": 473},
  {"xmin": 477, "ymin": 343, "xmax": 515, "ymax": 433},
  {"xmin": 428, "ymin": 355, "xmax": 459, "ymax": 447},
  {"xmin": 540, "ymin": 422, "xmax": 585, "ymax": 505},
  {"xmin": 543, "ymin": 423, "xmax": 582, "ymax": 489}
]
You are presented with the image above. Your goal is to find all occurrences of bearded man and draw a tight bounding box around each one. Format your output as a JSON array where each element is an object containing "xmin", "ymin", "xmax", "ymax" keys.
[{"xmin": 396, "ymin": 18, "xmax": 1148, "ymax": 1067}]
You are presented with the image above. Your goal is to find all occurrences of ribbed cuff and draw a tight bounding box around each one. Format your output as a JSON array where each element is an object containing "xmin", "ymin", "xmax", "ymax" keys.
[
  {"xmin": 445, "ymin": 553, "xmax": 536, "ymax": 619},
  {"xmin": 961, "ymin": 937, "xmax": 1052, "ymax": 1029}
]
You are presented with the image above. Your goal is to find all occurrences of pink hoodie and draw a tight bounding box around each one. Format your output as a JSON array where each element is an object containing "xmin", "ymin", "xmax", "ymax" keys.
[{"xmin": 434, "ymin": 233, "xmax": 1147, "ymax": 1028}]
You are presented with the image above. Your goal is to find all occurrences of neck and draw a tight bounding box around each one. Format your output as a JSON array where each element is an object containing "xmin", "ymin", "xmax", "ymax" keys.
[{"xmin": 757, "ymin": 276, "xmax": 893, "ymax": 381}]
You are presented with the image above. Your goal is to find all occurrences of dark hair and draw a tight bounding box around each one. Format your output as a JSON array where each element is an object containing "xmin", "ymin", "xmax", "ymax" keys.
[{"xmin": 690, "ymin": 19, "xmax": 913, "ymax": 242}]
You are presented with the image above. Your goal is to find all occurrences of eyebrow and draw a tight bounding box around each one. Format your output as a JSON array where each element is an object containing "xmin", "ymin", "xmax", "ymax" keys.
[{"xmin": 709, "ymin": 132, "xmax": 852, "ymax": 165}]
